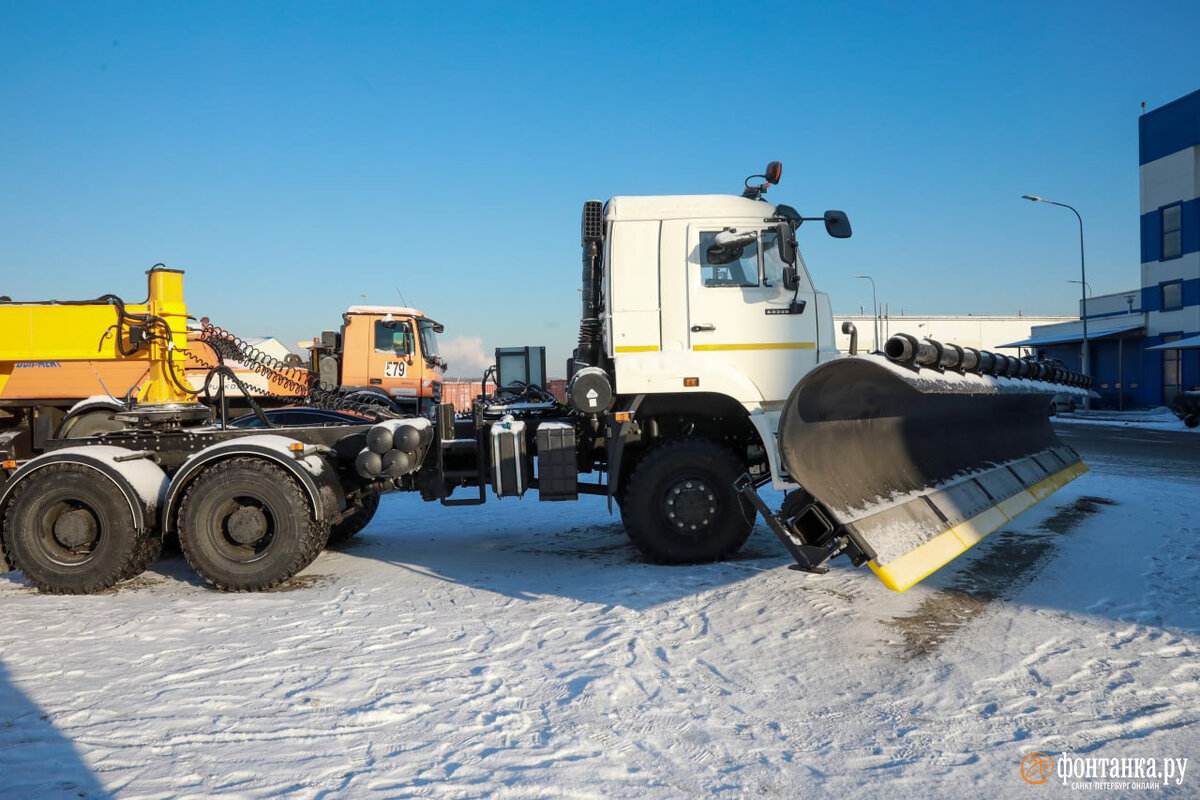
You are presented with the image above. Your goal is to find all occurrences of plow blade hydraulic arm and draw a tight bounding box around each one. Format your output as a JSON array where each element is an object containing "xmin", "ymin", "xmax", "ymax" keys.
[{"xmin": 775, "ymin": 339, "xmax": 1090, "ymax": 592}]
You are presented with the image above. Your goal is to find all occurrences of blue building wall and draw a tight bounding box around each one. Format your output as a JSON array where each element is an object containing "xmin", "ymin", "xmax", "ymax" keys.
[
  {"xmin": 1139, "ymin": 277, "xmax": 1200, "ymax": 312},
  {"xmin": 1036, "ymin": 337, "xmax": 1152, "ymax": 409},
  {"xmin": 1141, "ymin": 331, "xmax": 1200, "ymax": 406},
  {"xmin": 1140, "ymin": 88, "xmax": 1200, "ymax": 165},
  {"xmin": 1135, "ymin": 89, "xmax": 1200, "ymax": 407},
  {"xmin": 1139, "ymin": 199, "xmax": 1200, "ymax": 264}
]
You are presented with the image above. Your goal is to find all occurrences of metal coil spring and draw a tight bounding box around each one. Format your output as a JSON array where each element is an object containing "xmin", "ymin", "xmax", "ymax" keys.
[{"xmin": 197, "ymin": 325, "xmax": 396, "ymax": 418}]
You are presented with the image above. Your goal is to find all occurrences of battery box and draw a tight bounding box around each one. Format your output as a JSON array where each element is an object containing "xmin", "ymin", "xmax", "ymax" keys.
[{"xmin": 535, "ymin": 422, "xmax": 577, "ymax": 501}]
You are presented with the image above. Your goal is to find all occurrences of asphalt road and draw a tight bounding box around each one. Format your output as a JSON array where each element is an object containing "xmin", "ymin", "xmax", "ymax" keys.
[{"xmin": 1053, "ymin": 419, "xmax": 1200, "ymax": 485}]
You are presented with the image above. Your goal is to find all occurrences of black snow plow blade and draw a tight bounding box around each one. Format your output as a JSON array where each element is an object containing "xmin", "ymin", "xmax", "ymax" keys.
[{"xmin": 776, "ymin": 336, "xmax": 1090, "ymax": 592}]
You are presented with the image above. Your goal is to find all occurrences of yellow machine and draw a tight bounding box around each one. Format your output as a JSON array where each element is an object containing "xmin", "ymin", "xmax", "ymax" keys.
[
  {"xmin": 0, "ymin": 268, "xmax": 430, "ymax": 595},
  {"xmin": 0, "ymin": 271, "xmax": 444, "ymax": 456},
  {"xmin": 0, "ymin": 268, "xmax": 195, "ymax": 406},
  {"xmin": 0, "ymin": 268, "xmax": 215, "ymax": 457}
]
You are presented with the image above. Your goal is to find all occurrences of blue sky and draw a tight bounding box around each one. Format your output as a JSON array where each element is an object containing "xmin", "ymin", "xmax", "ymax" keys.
[{"xmin": 3, "ymin": 1, "xmax": 1199, "ymax": 376}]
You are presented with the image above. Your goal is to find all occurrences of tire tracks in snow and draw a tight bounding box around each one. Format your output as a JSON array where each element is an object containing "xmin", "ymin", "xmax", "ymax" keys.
[{"xmin": 887, "ymin": 496, "xmax": 1117, "ymax": 661}]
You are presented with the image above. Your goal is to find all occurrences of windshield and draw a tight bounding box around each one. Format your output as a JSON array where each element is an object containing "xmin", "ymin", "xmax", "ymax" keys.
[{"xmin": 418, "ymin": 320, "xmax": 440, "ymax": 361}]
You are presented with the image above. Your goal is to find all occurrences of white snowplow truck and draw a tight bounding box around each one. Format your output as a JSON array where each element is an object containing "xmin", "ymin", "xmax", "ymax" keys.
[
  {"xmin": 418, "ymin": 162, "xmax": 1091, "ymax": 592},
  {"xmin": 0, "ymin": 164, "xmax": 1091, "ymax": 596}
]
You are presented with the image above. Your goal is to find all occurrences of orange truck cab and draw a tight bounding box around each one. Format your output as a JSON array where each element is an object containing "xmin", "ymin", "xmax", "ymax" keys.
[{"xmin": 310, "ymin": 305, "xmax": 446, "ymax": 414}]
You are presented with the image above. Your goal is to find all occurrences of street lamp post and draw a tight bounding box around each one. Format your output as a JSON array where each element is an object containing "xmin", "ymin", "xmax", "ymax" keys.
[
  {"xmin": 1022, "ymin": 195, "xmax": 1090, "ymax": 409},
  {"xmin": 853, "ymin": 274, "xmax": 879, "ymax": 351},
  {"xmin": 1067, "ymin": 279, "xmax": 1092, "ymax": 297}
]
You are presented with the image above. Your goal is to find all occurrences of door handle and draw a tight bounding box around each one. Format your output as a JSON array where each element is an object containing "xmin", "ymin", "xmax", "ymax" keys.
[{"xmin": 691, "ymin": 324, "xmax": 716, "ymax": 332}]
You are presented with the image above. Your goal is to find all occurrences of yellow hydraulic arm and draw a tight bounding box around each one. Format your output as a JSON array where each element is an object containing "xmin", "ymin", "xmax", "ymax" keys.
[{"xmin": 0, "ymin": 267, "xmax": 194, "ymax": 406}]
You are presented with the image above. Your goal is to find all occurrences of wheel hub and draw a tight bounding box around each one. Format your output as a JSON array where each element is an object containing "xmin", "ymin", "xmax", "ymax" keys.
[
  {"xmin": 52, "ymin": 508, "xmax": 98, "ymax": 549},
  {"xmin": 665, "ymin": 480, "xmax": 718, "ymax": 531},
  {"xmin": 226, "ymin": 505, "xmax": 269, "ymax": 545}
]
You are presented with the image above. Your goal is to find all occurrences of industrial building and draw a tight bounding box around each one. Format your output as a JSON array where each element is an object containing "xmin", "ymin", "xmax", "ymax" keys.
[{"xmin": 1004, "ymin": 88, "xmax": 1200, "ymax": 409}]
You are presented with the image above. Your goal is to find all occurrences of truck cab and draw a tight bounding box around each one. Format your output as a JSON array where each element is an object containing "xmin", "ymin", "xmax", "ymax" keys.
[
  {"xmin": 312, "ymin": 306, "xmax": 445, "ymax": 413},
  {"xmin": 551, "ymin": 190, "xmax": 852, "ymax": 495},
  {"xmin": 425, "ymin": 171, "xmax": 860, "ymax": 574},
  {"xmin": 601, "ymin": 194, "xmax": 839, "ymax": 411}
]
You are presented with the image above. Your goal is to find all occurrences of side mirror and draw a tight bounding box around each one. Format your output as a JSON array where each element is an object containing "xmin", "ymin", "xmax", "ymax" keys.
[
  {"xmin": 776, "ymin": 222, "xmax": 799, "ymax": 291},
  {"xmin": 783, "ymin": 266, "xmax": 799, "ymax": 292},
  {"xmin": 705, "ymin": 228, "xmax": 757, "ymax": 265},
  {"xmin": 824, "ymin": 210, "xmax": 852, "ymax": 239},
  {"xmin": 775, "ymin": 222, "xmax": 797, "ymax": 264},
  {"xmin": 705, "ymin": 245, "xmax": 740, "ymax": 266},
  {"xmin": 714, "ymin": 228, "xmax": 757, "ymax": 249}
]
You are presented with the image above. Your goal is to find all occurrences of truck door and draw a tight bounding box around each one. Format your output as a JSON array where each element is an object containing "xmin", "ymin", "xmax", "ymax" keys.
[
  {"xmin": 686, "ymin": 224, "xmax": 819, "ymax": 403},
  {"xmin": 368, "ymin": 318, "xmax": 420, "ymax": 404}
]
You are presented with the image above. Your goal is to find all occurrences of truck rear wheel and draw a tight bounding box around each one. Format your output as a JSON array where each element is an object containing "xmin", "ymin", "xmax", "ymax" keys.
[
  {"xmin": 327, "ymin": 492, "xmax": 380, "ymax": 546},
  {"xmin": 621, "ymin": 439, "xmax": 756, "ymax": 564},
  {"xmin": 2, "ymin": 463, "xmax": 156, "ymax": 593},
  {"xmin": 177, "ymin": 458, "xmax": 328, "ymax": 591}
]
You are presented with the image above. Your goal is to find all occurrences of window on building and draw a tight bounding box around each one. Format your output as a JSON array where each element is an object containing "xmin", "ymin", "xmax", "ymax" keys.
[
  {"xmin": 1161, "ymin": 203, "xmax": 1182, "ymax": 260},
  {"xmin": 1161, "ymin": 333, "xmax": 1182, "ymax": 405},
  {"xmin": 1161, "ymin": 280, "xmax": 1183, "ymax": 311}
]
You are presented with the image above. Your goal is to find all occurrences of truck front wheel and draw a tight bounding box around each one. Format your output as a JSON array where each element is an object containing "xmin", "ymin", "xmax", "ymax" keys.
[
  {"xmin": 177, "ymin": 458, "xmax": 328, "ymax": 591},
  {"xmin": 621, "ymin": 439, "xmax": 756, "ymax": 564}
]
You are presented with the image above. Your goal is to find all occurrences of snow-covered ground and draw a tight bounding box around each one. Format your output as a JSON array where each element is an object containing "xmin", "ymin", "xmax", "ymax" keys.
[
  {"xmin": 1054, "ymin": 406, "xmax": 1198, "ymax": 433},
  {"xmin": 2, "ymin": 441, "xmax": 1198, "ymax": 798}
]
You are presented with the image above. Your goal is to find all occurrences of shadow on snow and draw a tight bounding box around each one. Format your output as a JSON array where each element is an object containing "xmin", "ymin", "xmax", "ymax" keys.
[
  {"xmin": 307, "ymin": 489, "xmax": 795, "ymax": 610},
  {"xmin": 0, "ymin": 659, "xmax": 110, "ymax": 798}
]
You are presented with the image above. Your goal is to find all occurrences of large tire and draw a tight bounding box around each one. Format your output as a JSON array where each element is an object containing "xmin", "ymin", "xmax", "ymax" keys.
[
  {"xmin": 1, "ymin": 463, "xmax": 155, "ymax": 593},
  {"xmin": 326, "ymin": 492, "xmax": 380, "ymax": 546},
  {"xmin": 621, "ymin": 439, "xmax": 756, "ymax": 564},
  {"xmin": 177, "ymin": 458, "xmax": 328, "ymax": 591}
]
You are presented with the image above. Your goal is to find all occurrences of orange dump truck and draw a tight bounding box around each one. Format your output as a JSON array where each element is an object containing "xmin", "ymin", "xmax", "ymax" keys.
[
  {"xmin": 0, "ymin": 298, "xmax": 444, "ymax": 457},
  {"xmin": 307, "ymin": 305, "xmax": 446, "ymax": 415}
]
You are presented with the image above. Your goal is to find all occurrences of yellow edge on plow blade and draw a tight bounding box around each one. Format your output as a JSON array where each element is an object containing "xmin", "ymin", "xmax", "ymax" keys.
[{"xmin": 868, "ymin": 460, "xmax": 1089, "ymax": 592}]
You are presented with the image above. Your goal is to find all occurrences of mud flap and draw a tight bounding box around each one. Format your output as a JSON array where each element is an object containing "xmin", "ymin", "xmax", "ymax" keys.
[{"xmin": 777, "ymin": 354, "xmax": 1089, "ymax": 592}]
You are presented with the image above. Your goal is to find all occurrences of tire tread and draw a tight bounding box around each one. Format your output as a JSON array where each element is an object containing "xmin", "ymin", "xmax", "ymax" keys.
[
  {"xmin": 177, "ymin": 457, "xmax": 327, "ymax": 591},
  {"xmin": 622, "ymin": 439, "xmax": 754, "ymax": 564},
  {"xmin": 2, "ymin": 462, "xmax": 148, "ymax": 594}
]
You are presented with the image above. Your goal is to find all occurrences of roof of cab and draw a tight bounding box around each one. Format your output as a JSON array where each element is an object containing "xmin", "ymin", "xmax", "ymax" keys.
[
  {"xmin": 345, "ymin": 305, "xmax": 429, "ymax": 318},
  {"xmin": 604, "ymin": 194, "xmax": 776, "ymax": 222}
]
